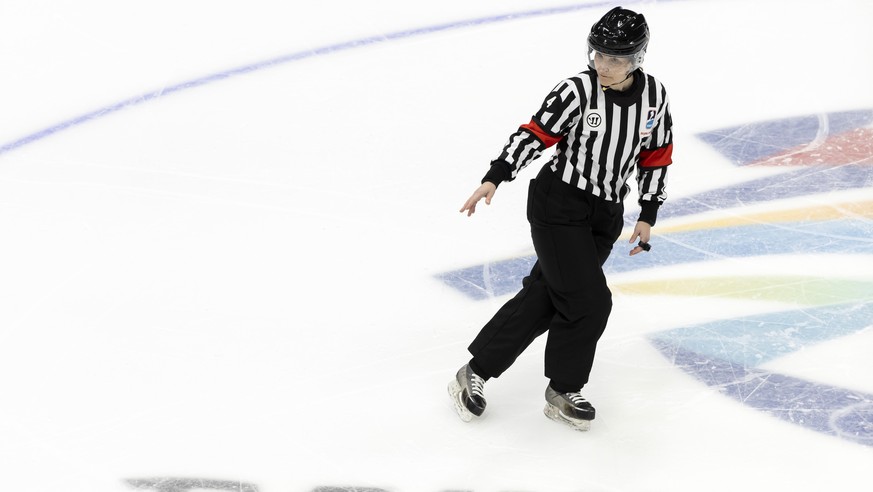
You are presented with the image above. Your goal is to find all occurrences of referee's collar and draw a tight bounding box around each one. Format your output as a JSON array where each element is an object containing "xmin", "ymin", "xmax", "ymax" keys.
[{"xmin": 600, "ymin": 70, "xmax": 644, "ymax": 106}]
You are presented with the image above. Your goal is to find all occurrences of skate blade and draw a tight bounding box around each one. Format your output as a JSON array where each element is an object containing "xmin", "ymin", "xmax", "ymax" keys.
[
  {"xmin": 447, "ymin": 379, "xmax": 475, "ymax": 422},
  {"xmin": 544, "ymin": 403, "xmax": 592, "ymax": 432}
]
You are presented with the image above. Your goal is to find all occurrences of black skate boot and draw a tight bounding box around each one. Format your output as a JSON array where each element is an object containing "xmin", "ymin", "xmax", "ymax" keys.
[
  {"xmin": 447, "ymin": 363, "xmax": 486, "ymax": 422},
  {"xmin": 543, "ymin": 385, "xmax": 595, "ymax": 431}
]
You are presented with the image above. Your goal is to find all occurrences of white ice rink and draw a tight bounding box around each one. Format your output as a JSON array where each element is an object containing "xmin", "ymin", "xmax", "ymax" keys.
[{"xmin": 2, "ymin": 1, "xmax": 873, "ymax": 491}]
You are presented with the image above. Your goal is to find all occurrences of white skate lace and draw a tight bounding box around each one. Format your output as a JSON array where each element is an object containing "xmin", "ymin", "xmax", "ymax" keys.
[
  {"xmin": 567, "ymin": 392, "xmax": 588, "ymax": 408},
  {"xmin": 469, "ymin": 373, "xmax": 485, "ymax": 398}
]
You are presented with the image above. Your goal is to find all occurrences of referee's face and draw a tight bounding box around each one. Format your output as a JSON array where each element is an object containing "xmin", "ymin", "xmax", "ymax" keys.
[{"xmin": 593, "ymin": 51, "xmax": 633, "ymax": 84}]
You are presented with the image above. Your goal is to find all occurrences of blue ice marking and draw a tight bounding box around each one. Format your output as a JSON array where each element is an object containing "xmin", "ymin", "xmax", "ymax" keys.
[
  {"xmin": 438, "ymin": 218, "xmax": 873, "ymax": 299},
  {"xmin": 658, "ymin": 163, "xmax": 873, "ymax": 221},
  {"xmin": 696, "ymin": 109, "xmax": 873, "ymax": 166},
  {"xmin": 652, "ymin": 302, "xmax": 873, "ymax": 367},
  {"xmin": 651, "ymin": 335, "xmax": 873, "ymax": 447}
]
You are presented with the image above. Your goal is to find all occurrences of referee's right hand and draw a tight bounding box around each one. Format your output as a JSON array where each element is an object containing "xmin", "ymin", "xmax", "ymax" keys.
[{"xmin": 460, "ymin": 182, "xmax": 497, "ymax": 217}]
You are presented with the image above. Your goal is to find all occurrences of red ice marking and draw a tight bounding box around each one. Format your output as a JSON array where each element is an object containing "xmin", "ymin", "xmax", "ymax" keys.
[{"xmin": 750, "ymin": 127, "xmax": 873, "ymax": 167}]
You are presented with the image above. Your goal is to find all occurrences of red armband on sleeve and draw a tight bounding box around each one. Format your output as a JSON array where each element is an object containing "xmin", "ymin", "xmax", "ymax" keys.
[
  {"xmin": 639, "ymin": 143, "xmax": 673, "ymax": 169},
  {"xmin": 520, "ymin": 119, "xmax": 562, "ymax": 148}
]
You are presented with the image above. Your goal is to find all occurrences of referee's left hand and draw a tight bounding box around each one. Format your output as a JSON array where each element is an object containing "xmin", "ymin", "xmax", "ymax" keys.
[{"xmin": 629, "ymin": 221, "xmax": 652, "ymax": 256}]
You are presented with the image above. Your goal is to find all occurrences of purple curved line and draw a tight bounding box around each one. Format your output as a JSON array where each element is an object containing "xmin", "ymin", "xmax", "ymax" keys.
[{"xmin": 0, "ymin": 1, "xmax": 644, "ymax": 156}]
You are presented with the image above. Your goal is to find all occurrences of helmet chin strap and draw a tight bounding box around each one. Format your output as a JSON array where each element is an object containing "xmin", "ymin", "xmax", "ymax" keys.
[{"xmin": 601, "ymin": 71, "xmax": 633, "ymax": 91}]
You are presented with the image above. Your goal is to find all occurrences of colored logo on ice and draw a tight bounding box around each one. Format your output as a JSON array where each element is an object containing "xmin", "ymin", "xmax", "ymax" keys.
[{"xmin": 437, "ymin": 109, "xmax": 873, "ymax": 447}]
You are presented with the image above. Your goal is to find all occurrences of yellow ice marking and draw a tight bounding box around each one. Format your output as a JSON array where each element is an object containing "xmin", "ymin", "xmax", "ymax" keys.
[
  {"xmin": 649, "ymin": 200, "xmax": 873, "ymax": 235},
  {"xmin": 614, "ymin": 276, "xmax": 873, "ymax": 305}
]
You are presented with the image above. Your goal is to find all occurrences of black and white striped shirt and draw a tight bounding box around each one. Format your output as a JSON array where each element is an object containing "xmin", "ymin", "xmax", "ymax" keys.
[{"xmin": 485, "ymin": 69, "xmax": 673, "ymax": 224}]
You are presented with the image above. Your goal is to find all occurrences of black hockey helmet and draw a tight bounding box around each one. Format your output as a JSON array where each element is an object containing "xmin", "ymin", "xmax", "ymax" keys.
[
  {"xmin": 586, "ymin": 7, "xmax": 649, "ymax": 72},
  {"xmin": 588, "ymin": 7, "xmax": 649, "ymax": 57}
]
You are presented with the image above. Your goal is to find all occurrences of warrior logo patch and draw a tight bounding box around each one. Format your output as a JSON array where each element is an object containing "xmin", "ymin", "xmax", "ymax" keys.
[{"xmin": 584, "ymin": 109, "xmax": 604, "ymax": 132}]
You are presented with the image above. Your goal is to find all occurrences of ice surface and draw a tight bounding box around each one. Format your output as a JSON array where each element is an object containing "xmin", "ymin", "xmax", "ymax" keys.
[{"xmin": 1, "ymin": 1, "xmax": 873, "ymax": 491}]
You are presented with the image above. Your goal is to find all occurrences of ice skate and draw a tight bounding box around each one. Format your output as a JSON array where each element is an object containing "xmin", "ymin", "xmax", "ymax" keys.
[
  {"xmin": 543, "ymin": 385, "xmax": 595, "ymax": 431},
  {"xmin": 447, "ymin": 363, "xmax": 486, "ymax": 422}
]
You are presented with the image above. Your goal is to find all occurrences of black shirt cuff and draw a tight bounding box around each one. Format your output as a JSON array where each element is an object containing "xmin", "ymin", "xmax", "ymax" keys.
[
  {"xmin": 638, "ymin": 200, "xmax": 660, "ymax": 226},
  {"xmin": 481, "ymin": 160, "xmax": 513, "ymax": 187}
]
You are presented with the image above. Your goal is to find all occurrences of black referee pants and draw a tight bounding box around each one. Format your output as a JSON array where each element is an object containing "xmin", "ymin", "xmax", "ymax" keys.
[{"xmin": 468, "ymin": 165, "xmax": 624, "ymax": 390}]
